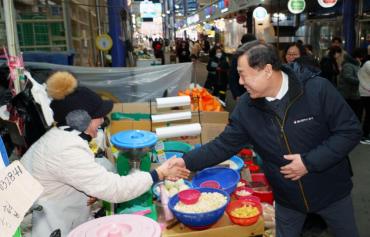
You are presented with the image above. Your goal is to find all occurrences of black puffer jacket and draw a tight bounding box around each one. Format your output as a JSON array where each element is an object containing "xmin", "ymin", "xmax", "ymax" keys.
[{"xmin": 183, "ymin": 64, "xmax": 362, "ymax": 213}]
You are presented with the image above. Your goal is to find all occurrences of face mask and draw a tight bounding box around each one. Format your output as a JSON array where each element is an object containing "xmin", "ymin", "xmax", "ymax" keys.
[{"xmin": 216, "ymin": 53, "xmax": 222, "ymax": 58}]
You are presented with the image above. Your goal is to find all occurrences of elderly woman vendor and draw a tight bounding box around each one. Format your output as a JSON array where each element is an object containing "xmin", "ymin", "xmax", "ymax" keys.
[{"xmin": 21, "ymin": 71, "xmax": 190, "ymax": 236}]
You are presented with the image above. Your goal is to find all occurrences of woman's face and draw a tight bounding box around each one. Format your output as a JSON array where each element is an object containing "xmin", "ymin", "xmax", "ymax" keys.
[
  {"xmin": 285, "ymin": 46, "xmax": 301, "ymax": 63},
  {"xmin": 85, "ymin": 117, "xmax": 104, "ymax": 138}
]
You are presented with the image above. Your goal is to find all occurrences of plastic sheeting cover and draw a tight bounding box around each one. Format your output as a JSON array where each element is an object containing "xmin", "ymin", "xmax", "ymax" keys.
[{"xmin": 22, "ymin": 62, "xmax": 193, "ymax": 102}]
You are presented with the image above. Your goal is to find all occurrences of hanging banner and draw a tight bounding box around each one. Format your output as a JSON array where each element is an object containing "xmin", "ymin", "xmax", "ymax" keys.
[
  {"xmin": 287, "ymin": 0, "xmax": 306, "ymax": 14},
  {"xmin": 318, "ymin": 0, "xmax": 338, "ymax": 8}
]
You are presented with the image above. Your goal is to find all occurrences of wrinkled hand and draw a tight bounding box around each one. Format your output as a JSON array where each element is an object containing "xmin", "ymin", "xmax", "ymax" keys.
[
  {"xmin": 156, "ymin": 157, "xmax": 190, "ymax": 181},
  {"xmin": 87, "ymin": 196, "xmax": 97, "ymax": 206},
  {"xmin": 280, "ymin": 154, "xmax": 308, "ymax": 181}
]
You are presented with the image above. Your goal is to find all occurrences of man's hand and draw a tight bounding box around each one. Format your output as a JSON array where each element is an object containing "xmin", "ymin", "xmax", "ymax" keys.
[
  {"xmin": 156, "ymin": 157, "xmax": 190, "ymax": 181},
  {"xmin": 280, "ymin": 154, "xmax": 308, "ymax": 181}
]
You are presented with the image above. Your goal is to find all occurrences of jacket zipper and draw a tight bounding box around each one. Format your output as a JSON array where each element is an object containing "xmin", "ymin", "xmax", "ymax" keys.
[{"xmin": 274, "ymin": 91, "xmax": 310, "ymax": 211}]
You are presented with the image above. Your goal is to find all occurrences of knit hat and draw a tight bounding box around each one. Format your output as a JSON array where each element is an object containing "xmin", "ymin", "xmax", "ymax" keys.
[{"xmin": 47, "ymin": 71, "xmax": 113, "ymax": 125}]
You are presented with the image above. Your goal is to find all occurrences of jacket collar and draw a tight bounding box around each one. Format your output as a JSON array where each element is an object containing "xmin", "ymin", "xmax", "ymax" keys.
[{"xmin": 248, "ymin": 65, "xmax": 303, "ymax": 111}]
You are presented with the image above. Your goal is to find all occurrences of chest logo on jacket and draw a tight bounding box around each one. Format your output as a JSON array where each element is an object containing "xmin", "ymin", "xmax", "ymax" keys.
[{"xmin": 293, "ymin": 116, "xmax": 314, "ymax": 124}]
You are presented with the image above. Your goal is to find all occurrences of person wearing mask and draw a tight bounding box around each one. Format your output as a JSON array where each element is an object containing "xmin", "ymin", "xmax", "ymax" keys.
[
  {"xmin": 21, "ymin": 71, "xmax": 190, "ymax": 237},
  {"xmin": 337, "ymin": 48, "xmax": 364, "ymax": 120},
  {"xmin": 204, "ymin": 47, "xmax": 229, "ymax": 101},
  {"xmin": 229, "ymin": 34, "xmax": 257, "ymax": 100},
  {"xmin": 358, "ymin": 60, "xmax": 370, "ymax": 144},
  {"xmin": 320, "ymin": 46, "xmax": 342, "ymax": 87},
  {"xmin": 169, "ymin": 41, "xmax": 361, "ymax": 237}
]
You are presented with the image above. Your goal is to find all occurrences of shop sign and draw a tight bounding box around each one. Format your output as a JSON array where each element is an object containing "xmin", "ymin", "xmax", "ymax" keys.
[
  {"xmin": 140, "ymin": 1, "xmax": 162, "ymax": 18},
  {"xmin": 318, "ymin": 0, "xmax": 338, "ymax": 8},
  {"xmin": 287, "ymin": 0, "xmax": 305, "ymax": 14},
  {"xmin": 187, "ymin": 14, "xmax": 199, "ymax": 25},
  {"xmin": 253, "ymin": 6, "xmax": 268, "ymax": 21},
  {"xmin": 218, "ymin": 0, "xmax": 229, "ymax": 10},
  {"xmin": 95, "ymin": 34, "xmax": 113, "ymax": 51}
]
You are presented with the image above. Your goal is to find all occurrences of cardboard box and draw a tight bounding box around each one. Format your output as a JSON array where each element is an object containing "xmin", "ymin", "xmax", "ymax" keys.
[
  {"xmin": 162, "ymin": 215, "xmax": 264, "ymax": 237},
  {"xmin": 109, "ymin": 102, "xmax": 229, "ymax": 145}
]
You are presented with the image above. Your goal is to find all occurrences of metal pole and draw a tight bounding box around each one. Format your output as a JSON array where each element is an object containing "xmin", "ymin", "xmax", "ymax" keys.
[
  {"xmin": 96, "ymin": 0, "xmax": 105, "ymax": 66},
  {"xmin": 3, "ymin": 0, "xmax": 21, "ymax": 93},
  {"xmin": 3, "ymin": 0, "xmax": 19, "ymax": 57},
  {"xmin": 108, "ymin": 0, "xmax": 126, "ymax": 67},
  {"xmin": 62, "ymin": 0, "xmax": 73, "ymax": 51},
  {"xmin": 343, "ymin": 0, "xmax": 355, "ymax": 54}
]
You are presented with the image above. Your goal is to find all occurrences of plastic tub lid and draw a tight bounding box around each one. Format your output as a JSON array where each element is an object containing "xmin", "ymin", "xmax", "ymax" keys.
[
  {"xmin": 67, "ymin": 214, "xmax": 161, "ymax": 237},
  {"xmin": 111, "ymin": 130, "xmax": 158, "ymax": 149}
]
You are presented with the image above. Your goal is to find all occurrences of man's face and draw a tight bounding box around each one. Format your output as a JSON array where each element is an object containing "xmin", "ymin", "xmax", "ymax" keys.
[
  {"xmin": 85, "ymin": 117, "xmax": 104, "ymax": 138},
  {"xmin": 332, "ymin": 40, "xmax": 342, "ymax": 48},
  {"xmin": 237, "ymin": 54, "xmax": 271, "ymax": 99}
]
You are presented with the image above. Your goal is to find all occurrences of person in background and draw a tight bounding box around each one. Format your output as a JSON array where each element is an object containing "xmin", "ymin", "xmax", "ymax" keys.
[
  {"xmin": 358, "ymin": 60, "xmax": 370, "ymax": 144},
  {"xmin": 203, "ymin": 38, "xmax": 210, "ymax": 54},
  {"xmin": 21, "ymin": 71, "xmax": 190, "ymax": 237},
  {"xmin": 320, "ymin": 46, "xmax": 342, "ymax": 87},
  {"xmin": 331, "ymin": 36, "xmax": 343, "ymax": 48},
  {"xmin": 204, "ymin": 46, "xmax": 229, "ymax": 101},
  {"xmin": 152, "ymin": 38, "xmax": 164, "ymax": 64},
  {"xmin": 177, "ymin": 40, "xmax": 191, "ymax": 63},
  {"xmin": 191, "ymin": 40, "xmax": 202, "ymax": 60},
  {"xmin": 284, "ymin": 42, "xmax": 306, "ymax": 64},
  {"xmin": 229, "ymin": 33, "xmax": 257, "ymax": 100},
  {"xmin": 337, "ymin": 48, "xmax": 365, "ymax": 120},
  {"xmin": 169, "ymin": 41, "xmax": 361, "ymax": 237}
]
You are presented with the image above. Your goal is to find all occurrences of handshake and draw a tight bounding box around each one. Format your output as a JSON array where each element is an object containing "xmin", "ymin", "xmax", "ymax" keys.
[{"xmin": 155, "ymin": 157, "xmax": 190, "ymax": 181}]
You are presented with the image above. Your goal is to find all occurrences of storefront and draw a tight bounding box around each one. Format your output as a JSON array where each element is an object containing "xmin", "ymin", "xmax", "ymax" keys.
[{"xmin": 359, "ymin": 0, "xmax": 370, "ymax": 50}]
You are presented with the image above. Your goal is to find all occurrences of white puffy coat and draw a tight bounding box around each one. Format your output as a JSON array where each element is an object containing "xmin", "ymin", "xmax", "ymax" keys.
[{"xmin": 21, "ymin": 127, "xmax": 153, "ymax": 237}]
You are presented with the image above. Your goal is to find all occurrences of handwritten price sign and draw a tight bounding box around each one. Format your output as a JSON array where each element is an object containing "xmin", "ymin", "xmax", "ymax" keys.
[{"xmin": 0, "ymin": 161, "xmax": 43, "ymax": 237}]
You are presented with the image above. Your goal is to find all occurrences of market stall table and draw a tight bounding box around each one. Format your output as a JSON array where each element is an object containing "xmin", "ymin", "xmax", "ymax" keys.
[{"xmin": 162, "ymin": 214, "xmax": 264, "ymax": 237}]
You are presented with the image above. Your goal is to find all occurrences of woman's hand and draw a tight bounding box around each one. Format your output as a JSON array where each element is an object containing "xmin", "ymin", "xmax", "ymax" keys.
[
  {"xmin": 87, "ymin": 196, "xmax": 97, "ymax": 206},
  {"xmin": 156, "ymin": 157, "xmax": 190, "ymax": 181}
]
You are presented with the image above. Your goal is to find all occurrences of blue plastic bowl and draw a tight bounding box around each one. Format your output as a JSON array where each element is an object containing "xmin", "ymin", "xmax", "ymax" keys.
[
  {"xmin": 152, "ymin": 180, "xmax": 193, "ymax": 199},
  {"xmin": 192, "ymin": 167, "xmax": 240, "ymax": 194},
  {"xmin": 168, "ymin": 187, "xmax": 230, "ymax": 229},
  {"xmin": 230, "ymin": 155, "xmax": 244, "ymax": 173}
]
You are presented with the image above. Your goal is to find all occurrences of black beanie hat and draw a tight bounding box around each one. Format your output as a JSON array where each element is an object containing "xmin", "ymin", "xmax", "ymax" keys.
[
  {"xmin": 50, "ymin": 87, "xmax": 113, "ymax": 125},
  {"xmin": 46, "ymin": 71, "xmax": 113, "ymax": 125}
]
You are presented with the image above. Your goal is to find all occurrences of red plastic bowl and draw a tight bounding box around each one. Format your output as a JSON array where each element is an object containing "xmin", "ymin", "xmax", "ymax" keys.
[
  {"xmin": 251, "ymin": 173, "xmax": 274, "ymax": 205},
  {"xmin": 234, "ymin": 186, "xmax": 254, "ymax": 200},
  {"xmin": 178, "ymin": 189, "xmax": 201, "ymax": 205},
  {"xmin": 199, "ymin": 180, "xmax": 221, "ymax": 189},
  {"xmin": 226, "ymin": 199, "xmax": 262, "ymax": 226}
]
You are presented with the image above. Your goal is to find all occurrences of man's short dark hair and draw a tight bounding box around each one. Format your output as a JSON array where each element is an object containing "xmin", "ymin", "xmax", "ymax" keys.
[
  {"xmin": 235, "ymin": 40, "xmax": 282, "ymax": 70},
  {"xmin": 331, "ymin": 36, "xmax": 342, "ymax": 44}
]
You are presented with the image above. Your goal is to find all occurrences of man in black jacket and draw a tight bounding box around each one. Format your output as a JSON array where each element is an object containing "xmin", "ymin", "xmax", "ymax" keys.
[{"xmin": 170, "ymin": 41, "xmax": 361, "ymax": 237}]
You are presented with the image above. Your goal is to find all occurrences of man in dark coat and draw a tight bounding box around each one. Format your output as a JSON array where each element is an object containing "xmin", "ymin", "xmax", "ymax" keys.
[{"xmin": 169, "ymin": 41, "xmax": 361, "ymax": 237}]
